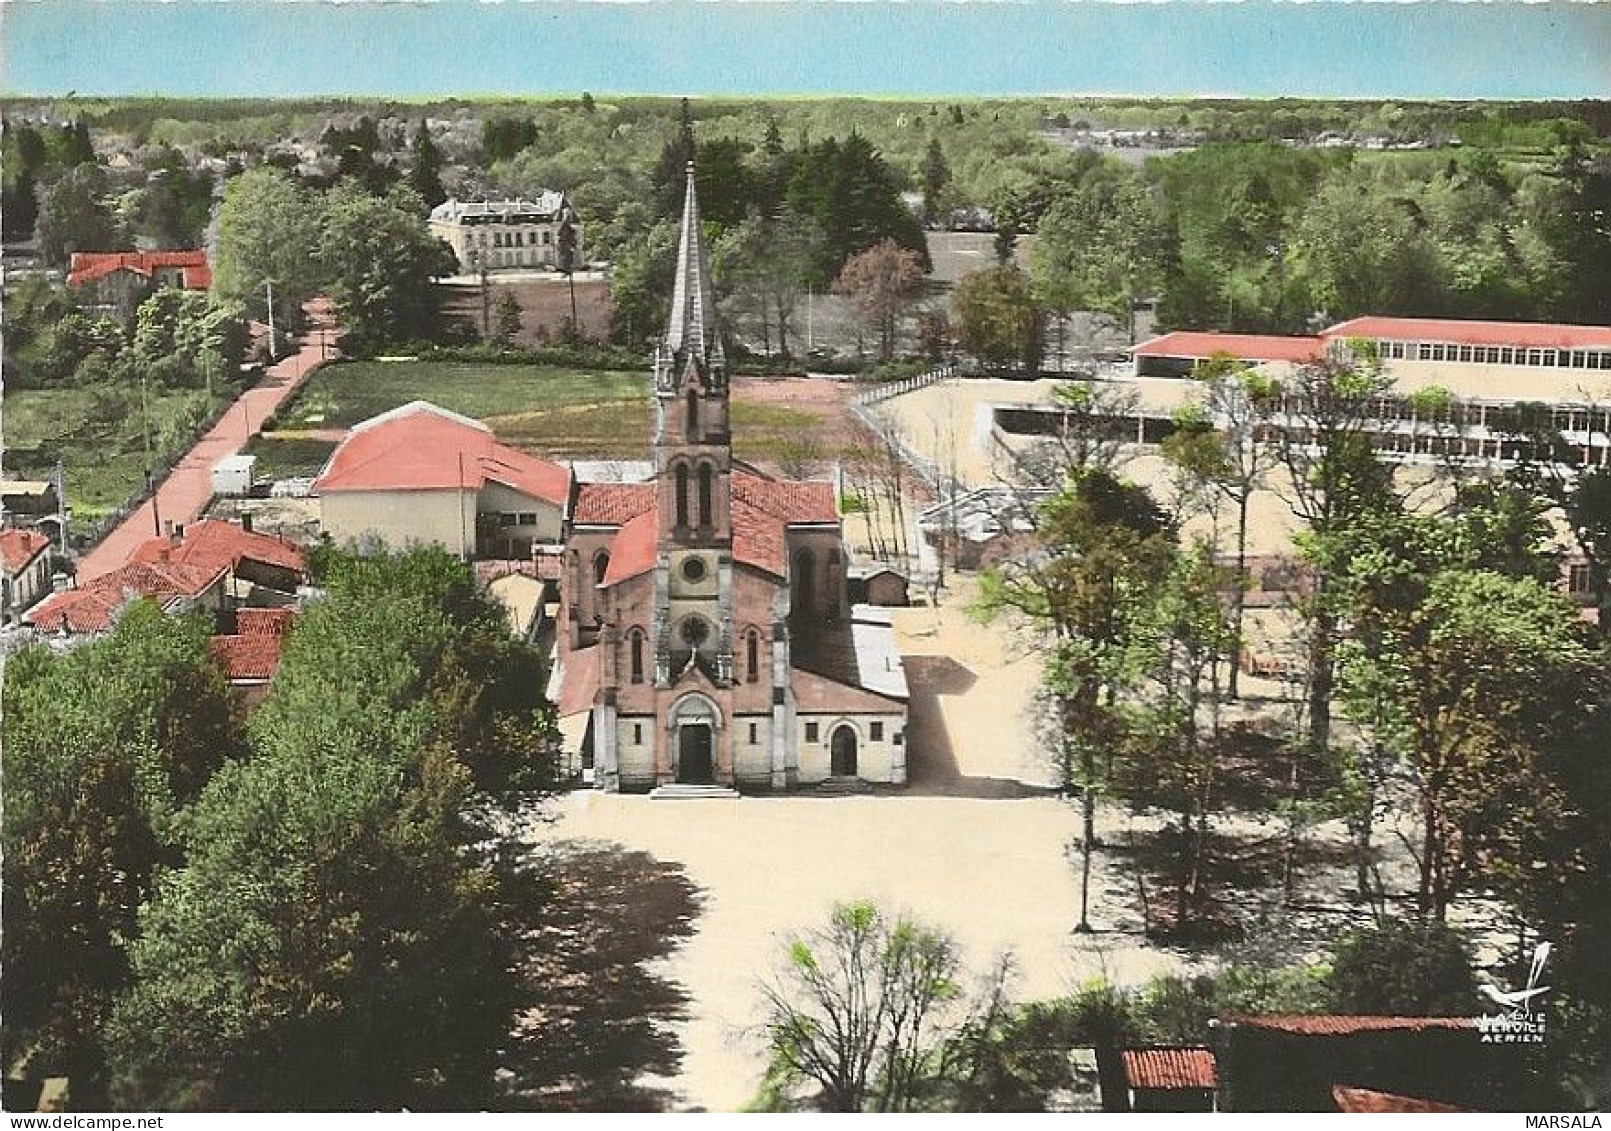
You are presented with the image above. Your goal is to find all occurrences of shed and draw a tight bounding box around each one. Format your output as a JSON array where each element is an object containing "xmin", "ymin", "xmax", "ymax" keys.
[
  {"xmin": 1121, "ymin": 1047, "xmax": 1218, "ymax": 1112},
  {"xmin": 212, "ymin": 454, "xmax": 258, "ymax": 497}
]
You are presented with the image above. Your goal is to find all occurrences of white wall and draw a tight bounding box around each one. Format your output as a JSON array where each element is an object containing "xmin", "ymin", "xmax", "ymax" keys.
[
  {"xmin": 321, "ymin": 489, "xmax": 476, "ymax": 556},
  {"xmin": 796, "ymin": 713, "xmax": 906, "ymax": 785}
]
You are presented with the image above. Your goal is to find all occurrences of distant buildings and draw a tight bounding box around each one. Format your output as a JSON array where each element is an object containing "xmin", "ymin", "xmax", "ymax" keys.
[
  {"xmin": 428, "ymin": 195, "xmax": 582, "ymax": 273},
  {"xmin": 1, "ymin": 529, "xmax": 54, "ymax": 623}
]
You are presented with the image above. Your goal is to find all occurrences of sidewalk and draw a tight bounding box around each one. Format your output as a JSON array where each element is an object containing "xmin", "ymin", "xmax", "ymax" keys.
[{"xmin": 76, "ymin": 297, "xmax": 340, "ymax": 582}]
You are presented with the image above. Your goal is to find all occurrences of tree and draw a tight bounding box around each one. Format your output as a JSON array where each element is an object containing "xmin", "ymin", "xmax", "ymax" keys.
[
  {"xmin": 1336, "ymin": 522, "xmax": 1602, "ymax": 921},
  {"xmin": 714, "ymin": 209, "xmax": 824, "ymax": 358},
  {"xmin": 1287, "ymin": 172, "xmax": 1445, "ymax": 320},
  {"xmin": 1123, "ymin": 542, "xmax": 1236, "ymax": 935},
  {"xmin": 758, "ymin": 901, "xmax": 1005, "ymax": 1112},
  {"xmin": 609, "ymin": 218, "xmax": 679, "ymax": 349},
  {"xmin": 107, "ymin": 549, "xmax": 560, "ymax": 1109},
  {"xmin": 2, "ymin": 605, "xmax": 243, "ymax": 1100},
  {"xmin": 2, "ymin": 166, "xmax": 39, "ymax": 242},
  {"xmin": 494, "ymin": 291, "xmax": 523, "ymax": 346},
  {"xmin": 921, "ymin": 137, "xmax": 952, "ymax": 222},
  {"xmin": 1327, "ymin": 921, "xmax": 1479, "ymax": 1015},
  {"xmin": 1159, "ymin": 354, "xmax": 1284, "ymax": 698},
  {"xmin": 555, "ymin": 217, "xmax": 581, "ymax": 338},
  {"xmin": 1029, "ymin": 170, "xmax": 1177, "ymax": 341},
  {"xmin": 36, "ymin": 165, "xmax": 122, "ymax": 267},
  {"xmin": 975, "ymin": 470, "xmax": 1175, "ymax": 932},
  {"xmin": 786, "ymin": 133, "xmax": 929, "ymax": 281},
  {"xmin": 952, "ymin": 264, "xmax": 1041, "ymax": 373},
  {"xmin": 835, "ymin": 239, "xmax": 924, "ymax": 360},
  {"xmin": 213, "ymin": 166, "xmax": 322, "ymax": 331},
  {"xmin": 316, "ymin": 181, "xmax": 456, "ymax": 349},
  {"xmin": 408, "ymin": 120, "xmax": 447, "ymax": 209}
]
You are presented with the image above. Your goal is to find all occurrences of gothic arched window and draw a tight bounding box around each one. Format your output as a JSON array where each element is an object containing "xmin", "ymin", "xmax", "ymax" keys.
[
  {"xmin": 592, "ymin": 550, "xmax": 611, "ymax": 586},
  {"xmin": 675, "ymin": 463, "xmax": 690, "ymax": 529},
  {"xmin": 698, "ymin": 462, "xmax": 714, "ymax": 528},
  {"xmin": 793, "ymin": 549, "xmax": 816, "ymax": 617},
  {"xmin": 686, "ymin": 389, "xmax": 699, "ymax": 438},
  {"xmin": 629, "ymin": 629, "xmax": 645, "ymax": 684},
  {"xmin": 746, "ymin": 628, "xmax": 760, "ymax": 683}
]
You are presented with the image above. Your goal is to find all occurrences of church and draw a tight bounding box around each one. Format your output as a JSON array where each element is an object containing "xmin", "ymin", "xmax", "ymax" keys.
[{"xmin": 556, "ymin": 166, "xmax": 910, "ymax": 793}]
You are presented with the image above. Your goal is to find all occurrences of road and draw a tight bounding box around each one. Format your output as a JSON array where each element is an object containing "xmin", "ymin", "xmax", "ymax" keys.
[{"xmin": 76, "ymin": 298, "xmax": 340, "ymax": 582}]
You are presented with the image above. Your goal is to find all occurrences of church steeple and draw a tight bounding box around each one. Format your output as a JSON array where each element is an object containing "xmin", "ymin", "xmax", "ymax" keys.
[{"xmin": 655, "ymin": 162, "xmax": 726, "ymax": 395}]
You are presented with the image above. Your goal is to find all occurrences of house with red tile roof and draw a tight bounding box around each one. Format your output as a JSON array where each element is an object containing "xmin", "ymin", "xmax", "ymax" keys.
[
  {"xmin": 1, "ymin": 529, "xmax": 54, "ymax": 622},
  {"xmin": 209, "ymin": 607, "xmax": 296, "ymax": 709},
  {"xmin": 556, "ymin": 167, "xmax": 908, "ymax": 793},
  {"xmin": 25, "ymin": 559, "xmax": 228, "ymax": 636},
  {"xmin": 66, "ymin": 250, "xmax": 211, "ymax": 319},
  {"xmin": 130, "ymin": 518, "xmax": 306, "ymax": 595},
  {"xmin": 315, "ymin": 401, "xmax": 572, "ymax": 561}
]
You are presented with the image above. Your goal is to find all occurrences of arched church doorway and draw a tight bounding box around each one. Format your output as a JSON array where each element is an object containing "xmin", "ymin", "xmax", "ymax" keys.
[
  {"xmin": 679, "ymin": 723, "xmax": 714, "ymax": 784},
  {"xmin": 830, "ymin": 724, "xmax": 858, "ymax": 777}
]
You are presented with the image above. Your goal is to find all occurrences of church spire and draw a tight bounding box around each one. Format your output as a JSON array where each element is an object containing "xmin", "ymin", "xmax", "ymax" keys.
[{"xmin": 657, "ymin": 162, "xmax": 724, "ymax": 387}]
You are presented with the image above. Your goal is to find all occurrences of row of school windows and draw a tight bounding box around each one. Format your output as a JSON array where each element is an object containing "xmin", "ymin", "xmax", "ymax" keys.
[
  {"xmin": 1379, "ymin": 340, "xmax": 1611, "ymax": 369},
  {"xmin": 495, "ymin": 511, "xmax": 542, "ymax": 527}
]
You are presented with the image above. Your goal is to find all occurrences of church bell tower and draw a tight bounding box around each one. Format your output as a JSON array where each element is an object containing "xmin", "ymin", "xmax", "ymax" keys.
[{"xmin": 652, "ymin": 164, "xmax": 734, "ymax": 684}]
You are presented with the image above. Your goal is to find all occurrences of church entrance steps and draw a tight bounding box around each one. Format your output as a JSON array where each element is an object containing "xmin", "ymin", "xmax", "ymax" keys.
[
  {"xmin": 812, "ymin": 776, "xmax": 873, "ymax": 796},
  {"xmin": 649, "ymin": 783, "xmax": 742, "ymax": 800}
]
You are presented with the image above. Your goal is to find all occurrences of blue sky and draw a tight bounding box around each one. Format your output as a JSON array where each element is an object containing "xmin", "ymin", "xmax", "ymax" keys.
[{"xmin": 3, "ymin": 0, "xmax": 1609, "ymax": 100}]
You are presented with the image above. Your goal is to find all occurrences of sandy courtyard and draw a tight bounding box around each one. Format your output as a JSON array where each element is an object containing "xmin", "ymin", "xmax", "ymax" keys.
[{"xmin": 522, "ymin": 583, "xmax": 1191, "ymax": 1111}]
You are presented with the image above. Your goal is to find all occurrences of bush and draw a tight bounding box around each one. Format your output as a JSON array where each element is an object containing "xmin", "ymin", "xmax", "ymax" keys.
[{"xmin": 1327, "ymin": 921, "xmax": 1479, "ymax": 1016}]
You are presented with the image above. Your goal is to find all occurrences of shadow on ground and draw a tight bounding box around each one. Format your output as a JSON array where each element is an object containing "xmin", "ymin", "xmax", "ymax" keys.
[
  {"xmin": 501, "ymin": 839, "xmax": 703, "ymax": 1111},
  {"xmin": 900, "ymin": 654, "xmax": 1059, "ymax": 799}
]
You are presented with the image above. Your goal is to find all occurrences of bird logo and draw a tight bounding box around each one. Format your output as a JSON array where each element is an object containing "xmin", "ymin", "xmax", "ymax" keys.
[{"xmin": 1479, "ymin": 941, "xmax": 1551, "ymax": 1018}]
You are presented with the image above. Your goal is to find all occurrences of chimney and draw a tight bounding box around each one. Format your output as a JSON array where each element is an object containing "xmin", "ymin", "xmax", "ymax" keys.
[
  {"xmin": 240, "ymin": 513, "xmax": 254, "ymax": 534},
  {"xmin": 163, "ymin": 520, "xmax": 174, "ymax": 538}
]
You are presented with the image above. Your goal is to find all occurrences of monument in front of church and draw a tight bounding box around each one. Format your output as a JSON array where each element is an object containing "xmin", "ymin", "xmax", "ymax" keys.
[{"xmin": 557, "ymin": 165, "xmax": 910, "ymax": 793}]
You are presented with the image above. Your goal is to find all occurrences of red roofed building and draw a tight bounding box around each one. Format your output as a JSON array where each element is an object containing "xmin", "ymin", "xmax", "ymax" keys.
[
  {"xmin": 1132, "ymin": 331, "xmax": 1324, "ymax": 377},
  {"xmin": 66, "ymin": 250, "xmax": 212, "ymax": 319},
  {"xmin": 26, "ymin": 559, "xmax": 227, "ymax": 636},
  {"xmin": 557, "ymin": 167, "xmax": 908, "ymax": 793},
  {"xmin": 210, "ymin": 608, "xmax": 295, "ymax": 709},
  {"xmin": 316, "ymin": 401, "xmax": 572, "ymax": 560},
  {"xmin": 1215, "ymin": 1015, "xmax": 1520, "ymax": 1112},
  {"xmin": 2, "ymin": 528, "xmax": 54, "ymax": 621},
  {"xmin": 131, "ymin": 518, "xmax": 306, "ymax": 594},
  {"xmin": 1121, "ymin": 1048, "xmax": 1218, "ymax": 1112}
]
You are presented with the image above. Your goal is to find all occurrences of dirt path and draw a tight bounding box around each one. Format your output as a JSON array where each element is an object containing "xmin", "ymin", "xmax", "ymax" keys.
[{"xmin": 77, "ymin": 299, "xmax": 340, "ymax": 581}]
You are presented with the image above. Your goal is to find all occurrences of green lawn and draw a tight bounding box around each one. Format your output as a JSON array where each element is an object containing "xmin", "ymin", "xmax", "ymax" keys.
[
  {"xmin": 3, "ymin": 384, "xmax": 233, "ymax": 521},
  {"xmin": 276, "ymin": 360, "xmax": 648, "ymax": 430},
  {"xmin": 272, "ymin": 359, "xmax": 832, "ymax": 463},
  {"xmin": 240, "ymin": 434, "xmax": 340, "ymax": 480}
]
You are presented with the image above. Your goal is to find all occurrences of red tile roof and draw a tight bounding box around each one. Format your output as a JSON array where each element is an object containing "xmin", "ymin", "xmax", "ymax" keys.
[
  {"xmin": 1323, "ymin": 316, "xmax": 1611, "ymax": 351},
  {"xmin": 314, "ymin": 402, "xmax": 570, "ymax": 505},
  {"xmin": 236, "ymin": 607, "xmax": 296, "ymax": 637},
  {"xmin": 601, "ymin": 508, "xmax": 659, "ymax": 586},
  {"xmin": 555, "ymin": 644, "xmax": 599, "ymax": 717},
  {"xmin": 1122, "ymin": 1048, "xmax": 1218, "ymax": 1091},
  {"xmin": 209, "ymin": 633, "xmax": 285, "ymax": 683},
  {"xmin": 66, "ymin": 250, "xmax": 212, "ymax": 289},
  {"xmin": 733, "ymin": 472, "xmax": 838, "ymax": 524},
  {"xmin": 1333, "ymin": 1086, "xmax": 1469, "ymax": 1114},
  {"xmin": 1132, "ymin": 331, "xmax": 1324, "ymax": 363},
  {"xmin": 0, "ymin": 529, "xmax": 51, "ymax": 574},
  {"xmin": 1229, "ymin": 1015, "xmax": 1476, "ymax": 1036},
  {"xmin": 26, "ymin": 561, "xmax": 225, "ymax": 634},
  {"xmin": 574, "ymin": 482, "xmax": 657, "ymax": 525},
  {"xmin": 131, "ymin": 519, "xmax": 305, "ymax": 578}
]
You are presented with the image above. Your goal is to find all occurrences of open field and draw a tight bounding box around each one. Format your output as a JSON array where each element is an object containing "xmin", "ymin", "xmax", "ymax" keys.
[
  {"xmin": 3, "ymin": 384, "xmax": 236, "ymax": 521},
  {"xmin": 276, "ymin": 359, "xmax": 647, "ymax": 431},
  {"xmin": 270, "ymin": 361, "xmax": 875, "ymax": 467}
]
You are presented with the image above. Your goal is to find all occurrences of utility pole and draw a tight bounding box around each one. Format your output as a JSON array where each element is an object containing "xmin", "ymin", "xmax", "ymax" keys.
[{"xmin": 265, "ymin": 278, "xmax": 277, "ymax": 360}]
